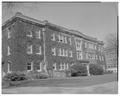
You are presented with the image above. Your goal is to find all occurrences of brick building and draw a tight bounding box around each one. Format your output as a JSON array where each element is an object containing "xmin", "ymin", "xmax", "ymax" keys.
[
  {"xmin": 2, "ymin": 12, "xmax": 106, "ymax": 77},
  {"xmin": 104, "ymin": 48, "xmax": 118, "ymax": 73}
]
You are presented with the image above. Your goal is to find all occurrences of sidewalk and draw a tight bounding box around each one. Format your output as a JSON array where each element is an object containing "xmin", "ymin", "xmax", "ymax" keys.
[{"xmin": 2, "ymin": 81, "xmax": 118, "ymax": 94}]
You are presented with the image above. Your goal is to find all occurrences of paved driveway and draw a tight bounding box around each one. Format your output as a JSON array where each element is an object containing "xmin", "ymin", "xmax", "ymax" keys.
[{"xmin": 2, "ymin": 81, "xmax": 118, "ymax": 94}]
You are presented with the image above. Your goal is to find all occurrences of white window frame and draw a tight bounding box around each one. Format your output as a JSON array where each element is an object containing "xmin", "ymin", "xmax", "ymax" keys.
[
  {"xmin": 36, "ymin": 46, "xmax": 42, "ymax": 55},
  {"xmin": 7, "ymin": 46, "xmax": 11, "ymax": 56},
  {"xmin": 27, "ymin": 62, "xmax": 33, "ymax": 71},
  {"xmin": 65, "ymin": 63, "xmax": 69, "ymax": 70},
  {"xmin": 51, "ymin": 33, "xmax": 55, "ymax": 41},
  {"xmin": 27, "ymin": 30, "xmax": 32, "ymax": 37},
  {"xmin": 75, "ymin": 38, "xmax": 82, "ymax": 51},
  {"xmin": 37, "ymin": 62, "xmax": 42, "ymax": 72},
  {"xmin": 58, "ymin": 35, "xmax": 61, "ymax": 42},
  {"xmin": 59, "ymin": 63, "xmax": 65, "ymax": 70},
  {"xmin": 58, "ymin": 48, "xmax": 62, "ymax": 56},
  {"xmin": 27, "ymin": 45, "xmax": 33, "ymax": 54},
  {"xmin": 36, "ymin": 30, "xmax": 41, "ymax": 39},
  {"xmin": 94, "ymin": 44, "xmax": 97, "ymax": 50},
  {"xmin": 60, "ymin": 63, "xmax": 63, "ymax": 70},
  {"xmin": 64, "ymin": 36, "xmax": 67, "ymax": 43},
  {"xmin": 77, "ymin": 51, "xmax": 82, "ymax": 60},
  {"xmin": 63, "ymin": 49, "xmax": 65, "ymax": 56},
  {"xmin": 69, "ymin": 50, "xmax": 73, "ymax": 57},
  {"xmin": 61, "ymin": 35, "xmax": 64, "ymax": 43},
  {"xmin": 51, "ymin": 48, "xmax": 56, "ymax": 56}
]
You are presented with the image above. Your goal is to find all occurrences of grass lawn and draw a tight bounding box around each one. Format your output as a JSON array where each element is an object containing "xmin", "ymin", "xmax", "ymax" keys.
[
  {"xmin": 16, "ymin": 73, "xmax": 117, "ymax": 87},
  {"xmin": 2, "ymin": 73, "xmax": 118, "ymax": 94}
]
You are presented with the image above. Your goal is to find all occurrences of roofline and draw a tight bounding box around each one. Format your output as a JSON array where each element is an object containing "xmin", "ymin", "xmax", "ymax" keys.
[
  {"xmin": 2, "ymin": 12, "xmax": 104, "ymax": 44},
  {"xmin": 2, "ymin": 12, "xmax": 45, "ymax": 27},
  {"xmin": 46, "ymin": 22, "xmax": 104, "ymax": 44}
]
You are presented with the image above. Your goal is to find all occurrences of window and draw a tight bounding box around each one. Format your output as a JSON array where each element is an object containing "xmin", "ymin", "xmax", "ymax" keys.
[
  {"xmin": 7, "ymin": 61, "xmax": 12, "ymax": 73},
  {"xmin": 58, "ymin": 34, "xmax": 67, "ymax": 44},
  {"xmin": 75, "ymin": 38, "xmax": 82, "ymax": 51},
  {"xmin": 27, "ymin": 45, "xmax": 33, "ymax": 54},
  {"xmin": 59, "ymin": 63, "xmax": 62, "ymax": 70},
  {"xmin": 37, "ymin": 62, "xmax": 42, "ymax": 72},
  {"xmin": 58, "ymin": 48, "xmax": 62, "ymax": 56},
  {"xmin": 27, "ymin": 62, "xmax": 33, "ymax": 71},
  {"xmin": 58, "ymin": 35, "xmax": 62, "ymax": 42},
  {"xmin": 85, "ymin": 42, "xmax": 88, "ymax": 48},
  {"xmin": 77, "ymin": 51, "xmax": 82, "ymax": 60},
  {"xmin": 27, "ymin": 30, "xmax": 32, "ymax": 37},
  {"xmin": 88, "ymin": 43, "xmax": 94, "ymax": 49},
  {"xmin": 36, "ymin": 30, "xmax": 41, "ymax": 39},
  {"xmin": 51, "ymin": 33, "xmax": 55, "ymax": 41},
  {"xmin": 59, "ymin": 63, "xmax": 65, "ymax": 70},
  {"xmin": 65, "ymin": 63, "xmax": 69, "ymax": 70},
  {"xmin": 69, "ymin": 38, "xmax": 72, "ymax": 45},
  {"xmin": 64, "ymin": 36, "xmax": 67, "ymax": 43},
  {"xmin": 36, "ymin": 46, "xmax": 42, "ymax": 55},
  {"xmin": 65, "ymin": 50, "xmax": 68, "ymax": 57},
  {"xmin": 94, "ymin": 45, "xmax": 97, "ymax": 50},
  {"xmin": 7, "ymin": 46, "xmax": 10, "ymax": 56},
  {"xmin": 62, "ymin": 49, "xmax": 65, "ymax": 56},
  {"xmin": 51, "ymin": 48, "xmax": 56, "ymax": 56},
  {"xmin": 53, "ymin": 63, "xmax": 57, "ymax": 70},
  {"xmin": 69, "ymin": 50, "xmax": 73, "ymax": 57},
  {"xmin": 61, "ymin": 35, "xmax": 64, "ymax": 43},
  {"xmin": 7, "ymin": 27, "xmax": 11, "ymax": 39}
]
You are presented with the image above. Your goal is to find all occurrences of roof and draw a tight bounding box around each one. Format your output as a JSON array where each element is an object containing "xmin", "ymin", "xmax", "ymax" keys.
[
  {"xmin": 2, "ymin": 12, "xmax": 45, "ymax": 27},
  {"xmin": 2, "ymin": 12, "xmax": 104, "ymax": 44}
]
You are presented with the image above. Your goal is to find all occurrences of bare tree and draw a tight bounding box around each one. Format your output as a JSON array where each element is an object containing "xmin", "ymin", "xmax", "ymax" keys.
[{"xmin": 105, "ymin": 33, "xmax": 118, "ymax": 53}]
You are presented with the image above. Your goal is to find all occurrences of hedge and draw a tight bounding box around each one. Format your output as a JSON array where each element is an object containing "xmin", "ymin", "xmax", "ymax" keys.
[
  {"xmin": 71, "ymin": 64, "xmax": 87, "ymax": 76},
  {"xmin": 89, "ymin": 64, "xmax": 104, "ymax": 75}
]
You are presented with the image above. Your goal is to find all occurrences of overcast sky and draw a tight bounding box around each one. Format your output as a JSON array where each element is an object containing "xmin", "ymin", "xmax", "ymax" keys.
[{"xmin": 2, "ymin": 2, "xmax": 118, "ymax": 42}]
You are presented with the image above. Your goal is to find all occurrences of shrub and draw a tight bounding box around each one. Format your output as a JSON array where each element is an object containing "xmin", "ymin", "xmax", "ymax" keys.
[
  {"xmin": 89, "ymin": 64, "xmax": 104, "ymax": 75},
  {"xmin": 104, "ymin": 70, "xmax": 113, "ymax": 74},
  {"xmin": 4, "ymin": 72, "xmax": 27, "ymax": 81},
  {"xmin": 36, "ymin": 73, "xmax": 49, "ymax": 79},
  {"xmin": 65, "ymin": 69, "xmax": 71, "ymax": 77},
  {"xmin": 71, "ymin": 64, "xmax": 87, "ymax": 76},
  {"xmin": 26, "ymin": 71, "xmax": 49, "ymax": 79}
]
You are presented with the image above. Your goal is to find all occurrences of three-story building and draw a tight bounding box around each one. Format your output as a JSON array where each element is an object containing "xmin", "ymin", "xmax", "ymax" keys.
[{"xmin": 2, "ymin": 12, "xmax": 106, "ymax": 77}]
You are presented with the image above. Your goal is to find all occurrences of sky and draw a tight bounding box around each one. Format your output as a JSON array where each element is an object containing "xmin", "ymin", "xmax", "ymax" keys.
[{"xmin": 2, "ymin": 2, "xmax": 118, "ymax": 43}]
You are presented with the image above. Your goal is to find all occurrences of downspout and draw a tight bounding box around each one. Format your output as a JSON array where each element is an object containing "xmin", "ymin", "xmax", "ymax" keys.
[{"xmin": 42, "ymin": 26, "xmax": 47, "ymax": 73}]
